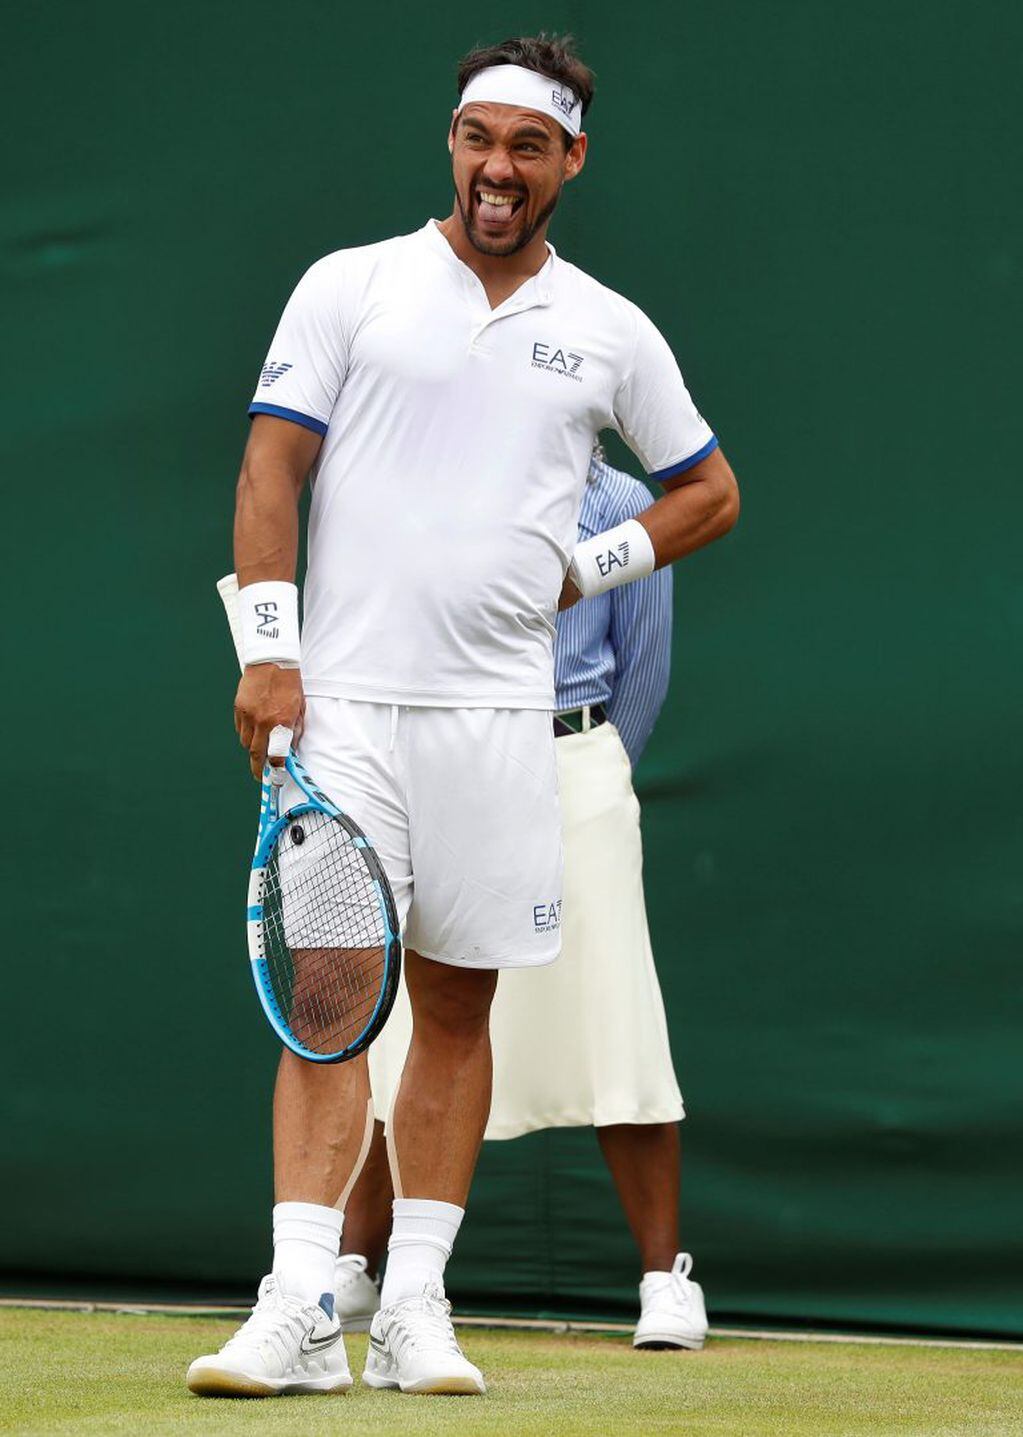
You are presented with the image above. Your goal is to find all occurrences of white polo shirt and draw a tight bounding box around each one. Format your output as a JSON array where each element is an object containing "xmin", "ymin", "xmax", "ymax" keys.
[{"xmin": 249, "ymin": 220, "xmax": 716, "ymax": 708}]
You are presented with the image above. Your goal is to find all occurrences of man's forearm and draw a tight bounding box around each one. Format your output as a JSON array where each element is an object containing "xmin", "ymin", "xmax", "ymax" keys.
[
  {"xmin": 233, "ymin": 413, "xmax": 322, "ymax": 586},
  {"xmin": 566, "ymin": 448, "xmax": 739, "ymax": 605},
  {"xmin": 640, "ymin": 448, "xmax": 740, "ymax": 568},
  {"xmin": 234, "ymin": 458, "xmax": 302, "ymax": 587},
  {"xmin": 230, "ymin": 441, "xmax": 312, "ymax": 776}
]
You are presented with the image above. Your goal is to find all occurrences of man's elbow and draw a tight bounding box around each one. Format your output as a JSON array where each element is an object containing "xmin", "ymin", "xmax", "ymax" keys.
[{"xmin": 711, "ymin": 462, "xmax": 740, "ymax": 538}]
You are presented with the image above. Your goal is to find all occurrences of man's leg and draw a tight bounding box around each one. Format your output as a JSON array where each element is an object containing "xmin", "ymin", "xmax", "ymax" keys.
[
  {"xmin": 596, "ymin": 1121, "xmax": 681, "ymax": 1272},
  {"xmin": 186, "ymin": 1048, "xmax": 370, "ymax": 1397},
  {"xmin": 378, "ymin": 950, "xmax": 497, "ymax": 1306},
  {"xmin": 339, "ymin": 1120, "xmax": 392, "ymax": 1277},
  {"xmin": 189, "ymin": 697, "xmax": 414, "ymax": 1394},
  {"xmin": 333, "ymin": 1120, "xmax": 392, "ymax": 1331},
  {"xmin": 389, "ymin": 949, "xmax": 497, "ymax": 1204},
  {"xmin": 361, "ymin": 950, "xmax": 495, "ymax": 1395},
  {"xmin": 269, "ymin": 1046, "xmax": 373, "ymax": 1304},
  {"xmin": 273, "ymin": 1048, "xmax": 372, "ymax": 1206}
]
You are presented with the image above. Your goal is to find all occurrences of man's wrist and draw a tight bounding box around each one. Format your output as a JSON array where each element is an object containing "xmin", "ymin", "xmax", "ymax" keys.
[
  {"xmin": 567, "ymin": 519, "xmax": 656, "ymax": 600},
  {"xmin": 239, "ymin": 581, "xmax": 301, "ymax": 666}
]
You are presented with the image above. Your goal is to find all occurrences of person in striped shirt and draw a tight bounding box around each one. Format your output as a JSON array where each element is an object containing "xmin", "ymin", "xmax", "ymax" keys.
[{"xmin": 339, "ymin": 449, "xmax": 708, "ymax": 1352}]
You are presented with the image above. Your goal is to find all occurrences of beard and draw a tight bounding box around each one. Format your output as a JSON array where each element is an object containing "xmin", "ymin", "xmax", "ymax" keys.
[{"xmin": 456, "ymin": 184, "xmax": 561, "ymax": 257}]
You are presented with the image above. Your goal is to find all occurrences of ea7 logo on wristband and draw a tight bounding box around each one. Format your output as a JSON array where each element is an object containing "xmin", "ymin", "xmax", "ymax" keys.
[
  {"xmin": 531, "ymin": 342, "xmax": 584, "ymax": 382},
  {"xmin": 255, "ymin": 600, "xmax": 280, "ymax": 638},
  {"xmin": 597, "ymin": 540, "xmax": 630, "ymax": 577}
]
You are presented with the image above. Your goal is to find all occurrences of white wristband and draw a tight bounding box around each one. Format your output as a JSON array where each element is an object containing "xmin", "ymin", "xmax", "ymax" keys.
[
  {"xmin": 567, "ymin": 519, "xmax": 656, "ymax": 599},
  {"xmin": 239, "ymin": 581, "xmax": 301, "ymax": 667}
]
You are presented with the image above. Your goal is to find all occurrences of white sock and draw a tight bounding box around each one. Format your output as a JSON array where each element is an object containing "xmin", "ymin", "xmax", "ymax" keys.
[
  {"xmin": 379, "ymin": 1198, "xmax": 464, "ymax": 1307},
  {"xmin": 272, "ymin": 1201, "xmax": 343, "ymax": 1308}
]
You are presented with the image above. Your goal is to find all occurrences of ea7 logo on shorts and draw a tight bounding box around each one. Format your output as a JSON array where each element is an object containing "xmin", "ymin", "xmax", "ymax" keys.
[
  {"xmin": 597, "ymin": 540, "xmax": 630, "ymax": 577},
  {"xmin": 533, "ymin": 899, "xmax": 562, "ymax": 934},
  {"xmin": 259, "ymin": 360, "xmax": 293, "ymax": 387},
  {"xmin": 531, "ymin": 342, "xmax": 584, "ymax": 382},
  {"xmin": 255, "ymin": 600, "xmax": 279, "ymax": 638}
]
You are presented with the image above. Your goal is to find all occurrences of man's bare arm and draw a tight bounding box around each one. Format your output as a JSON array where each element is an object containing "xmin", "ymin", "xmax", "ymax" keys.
[
  {"xmin": 641, "ymin": 445, "xmax": 739, "ymax": 564},
  {"xmin": 234, "ymin": 414, "xmax": 321, "ymax": 583},
  {"xmin": 233, "ymin": 415, "xmax": 323, "ymax": 778},
  {"xmin": 558, "ymin": 445, "xmax": 739, "ymax": 609}
]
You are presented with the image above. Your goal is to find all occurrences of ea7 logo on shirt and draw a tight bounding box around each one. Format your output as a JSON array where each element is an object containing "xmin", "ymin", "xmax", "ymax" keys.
[
  {"xmin": 259, "ymin": 360, "xmax": 293, "ymax": 387},
  {"xmin": 533, "ymin": 899, "xmax": 562, "ymax": 934},
  {"xmin": 531, "ymin": 342, "xmax": 584, "ymax": 382},
  {"xmin": 255, "ymin": 600, "xmax": 279, "ymax": 638}
]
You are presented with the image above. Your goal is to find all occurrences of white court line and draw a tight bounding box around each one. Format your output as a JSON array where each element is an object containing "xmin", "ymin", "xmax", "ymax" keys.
[
  {"xmin": 0, "ymin": 1297, "xmax": 1020, "ymax": 1352},
  {"xmin": 707, "ymin": 1325, "xmax": 1023, "ymax": 1354}
]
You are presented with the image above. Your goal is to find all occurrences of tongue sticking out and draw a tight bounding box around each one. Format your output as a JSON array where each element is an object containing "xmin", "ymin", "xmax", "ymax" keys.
[{"xmin": 478, "ymin": 198, "xmax": 518, "ymax": 226}]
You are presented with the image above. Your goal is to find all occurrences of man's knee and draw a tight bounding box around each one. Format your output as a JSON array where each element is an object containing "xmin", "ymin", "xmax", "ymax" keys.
[{"xmin": 406, "ymin": 951, "xmax": 497, "ymax": 1035}]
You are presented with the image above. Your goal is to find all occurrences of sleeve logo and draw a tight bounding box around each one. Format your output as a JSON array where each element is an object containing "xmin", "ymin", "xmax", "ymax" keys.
[{"xmin": 259, "ymin": 360, "xmax": 294, "ymax": 388}]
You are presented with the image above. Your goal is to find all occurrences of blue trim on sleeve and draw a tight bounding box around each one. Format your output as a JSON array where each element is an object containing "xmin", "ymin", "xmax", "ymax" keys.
[
  {"xmin": 649, "ymin": 434, "xmax": 719, "ymax": 482},
  {"xmin": 248, "ymin": 403, "xmax": 328, "ymax": 437}
]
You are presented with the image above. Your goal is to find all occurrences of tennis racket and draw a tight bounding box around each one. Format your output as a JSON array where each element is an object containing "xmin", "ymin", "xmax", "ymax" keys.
[{"xmin": 217, "ymin": 573, "xmax": 401, "ymax": 1064}]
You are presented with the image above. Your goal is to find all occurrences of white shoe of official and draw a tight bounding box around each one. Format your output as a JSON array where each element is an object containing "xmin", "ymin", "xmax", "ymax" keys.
[
  {"xmin": 362, "ymin": 1280, "xmax": 486, "ymax": 1394},
  {"xmin": 633, "ymin": 1252, "xmax": 709, "ymax": 1351},
  {"xmin": 334, "ymin": 1254, "xmax": 381, "ymax": 1332},
  {"xmin": 186, "ymin": 1274, "xmax": 352, "ymax": 1396}
]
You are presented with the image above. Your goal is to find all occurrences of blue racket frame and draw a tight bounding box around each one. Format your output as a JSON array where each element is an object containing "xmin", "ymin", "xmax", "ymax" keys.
[{"xmin": 246, "ymin": 749, "xmax": 402, "ymax": 1063}]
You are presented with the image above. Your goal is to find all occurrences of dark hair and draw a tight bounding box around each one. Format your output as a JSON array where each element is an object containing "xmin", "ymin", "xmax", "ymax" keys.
[{"xmin": 456, "ymin": 32, "xmax": 596, "ymax": 129}]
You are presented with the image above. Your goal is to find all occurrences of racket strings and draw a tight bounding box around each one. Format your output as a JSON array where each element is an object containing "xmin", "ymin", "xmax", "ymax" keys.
[{"xmin": 261, "ymin": 811, "xmax": 389, "ymax": 1056}]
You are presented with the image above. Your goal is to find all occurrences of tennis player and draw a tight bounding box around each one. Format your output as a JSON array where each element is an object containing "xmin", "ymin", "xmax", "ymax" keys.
[
  {"xmin": 188, "ymin": 33, "xmax": 738, "ymax": 1398},
  {"xmin": 336, "ymin": 449, "xmax": 708, "ymax": 1351}
]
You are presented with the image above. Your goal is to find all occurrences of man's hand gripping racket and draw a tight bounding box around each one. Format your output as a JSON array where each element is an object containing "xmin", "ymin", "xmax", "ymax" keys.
[{"xmin": 217, "ymin": 574, "xmax": 401, "ymax": 1064}]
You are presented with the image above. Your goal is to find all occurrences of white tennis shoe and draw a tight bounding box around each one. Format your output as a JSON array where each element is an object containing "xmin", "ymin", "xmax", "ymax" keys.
[
  {"xmin": 362, "ymin": 1280, "xmax": 486, "ymax": 1394},
  {"xmin": 186, "ymin": 1274, "xmax": 352, "ymax": 1397},
  {"xmin": 633, "ymin": 1252, "xmax": 709, "ymax": 1351},
  {"xmin": 334, "ymin": 1253, "xmax": 382, "ymax": 1332}
]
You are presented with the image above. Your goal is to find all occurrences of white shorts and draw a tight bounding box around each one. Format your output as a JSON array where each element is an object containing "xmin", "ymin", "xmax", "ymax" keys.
[
  {"xmin": 282, "ymin": 697, "xmax": 562, "ymax": 969},
  {"xmin": 370, "ymin": 720, "xmax": 685, "ymax": 1135}
]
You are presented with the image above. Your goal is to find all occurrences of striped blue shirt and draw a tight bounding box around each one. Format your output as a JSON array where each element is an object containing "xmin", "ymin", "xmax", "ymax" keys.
[{"xmin": 555, "ymin": 459, "xmax": 673, "ymax": 767}]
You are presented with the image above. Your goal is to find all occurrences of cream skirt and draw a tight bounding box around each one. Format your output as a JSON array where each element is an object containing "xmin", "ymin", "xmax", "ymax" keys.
[{"xmin": 368, "ymin": 719, "xmax": 684, "ymax": 1138}]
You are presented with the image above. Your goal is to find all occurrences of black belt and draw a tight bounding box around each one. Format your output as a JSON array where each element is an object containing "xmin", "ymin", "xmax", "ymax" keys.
[{"xmin": 553, "ymin": 702, "xmax": 608, "ymax": 738}]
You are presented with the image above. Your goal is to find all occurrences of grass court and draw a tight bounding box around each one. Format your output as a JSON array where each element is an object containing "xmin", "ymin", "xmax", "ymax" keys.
[{"xmin": 1, "ymin": 1308, "xmax": 1021, "ymax": 1436}]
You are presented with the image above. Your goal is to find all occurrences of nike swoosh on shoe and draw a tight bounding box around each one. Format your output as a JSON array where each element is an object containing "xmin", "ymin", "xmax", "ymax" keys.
[{"xmin": 300, "ymin": 1329, "xmax": 342, "ymax": 1354}]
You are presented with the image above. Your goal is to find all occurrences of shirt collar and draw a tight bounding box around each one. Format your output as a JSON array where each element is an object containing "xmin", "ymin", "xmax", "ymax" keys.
[{"xmin": 421, "ymin": 219, "xmax": 555, "ymax": 306}]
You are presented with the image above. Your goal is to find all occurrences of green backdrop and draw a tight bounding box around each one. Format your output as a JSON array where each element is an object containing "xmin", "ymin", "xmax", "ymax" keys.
[{"xmin": 4, "ymin": 1, "xmax": 1020, "ymax": 1337}]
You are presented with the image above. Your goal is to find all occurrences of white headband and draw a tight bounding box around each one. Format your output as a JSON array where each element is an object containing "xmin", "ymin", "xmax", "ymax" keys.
[{"xmin": 458, "ymin": 63, "xmax": 583, "ymax": 139}]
